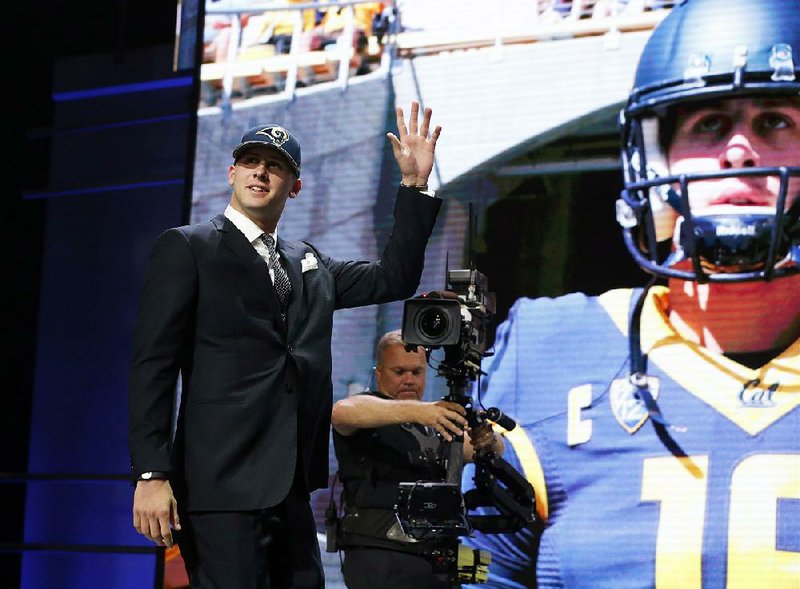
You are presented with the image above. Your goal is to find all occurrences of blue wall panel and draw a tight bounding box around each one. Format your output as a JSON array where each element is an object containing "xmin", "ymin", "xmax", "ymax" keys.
[
  {"xmin": 22, "ymin": 553, "xmax": 156, "ymax": 588},
  {"xmin": 23, "ymin": 184, "xmax": 185, "ymax": 587}
]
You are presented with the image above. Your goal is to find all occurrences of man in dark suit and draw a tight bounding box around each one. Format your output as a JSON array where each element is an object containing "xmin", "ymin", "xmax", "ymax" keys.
[{"xmin": 129, "ymin": 101, "xmax": 442, "ymax": 588}]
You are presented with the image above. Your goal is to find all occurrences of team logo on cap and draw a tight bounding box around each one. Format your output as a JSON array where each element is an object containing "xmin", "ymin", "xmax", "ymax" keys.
[{"xmin": 256, "ymin": 126, "xmax": 290, "ymax": 146}]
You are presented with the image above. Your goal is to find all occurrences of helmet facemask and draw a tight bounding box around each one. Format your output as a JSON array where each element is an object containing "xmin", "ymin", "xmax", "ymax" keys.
[
  {"xmin": 616, "ymin": 0, "xmax": 800, "ymax": 283},
  {"xmin": 619, "ymin": 103, "xmax": 800, "ymax": 283}
]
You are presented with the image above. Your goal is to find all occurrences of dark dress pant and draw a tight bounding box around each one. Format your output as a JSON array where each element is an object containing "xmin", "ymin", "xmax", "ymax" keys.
[
  {"xmin": 342, "ymin": 546, "xmax": 450, "ymax": 589},
  {"xmin": 177, "ymin": 479, "xmax": 324, "ymax": 589}
]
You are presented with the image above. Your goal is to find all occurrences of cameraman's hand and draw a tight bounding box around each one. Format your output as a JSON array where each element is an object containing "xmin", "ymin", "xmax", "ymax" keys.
[
  {"xmin": 464, "ymin": 422, "xmax": 505, "ymax": 462},
  {"xmin": 469, "ymin": 422, "xmax": 496, "ymax": 452},
  {"xmin": 415, "ymin": 400, "xmax": 468, "ymax": 441}
]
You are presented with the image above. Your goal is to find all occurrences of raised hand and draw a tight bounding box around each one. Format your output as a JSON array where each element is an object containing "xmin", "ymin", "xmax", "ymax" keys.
[{"xmin": 387, "ymin": 101, "xmax": 442, "ymax": 187}]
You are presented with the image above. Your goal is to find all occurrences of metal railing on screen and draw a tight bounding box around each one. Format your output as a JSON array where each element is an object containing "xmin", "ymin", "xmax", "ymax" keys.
[
  {"xmin": 202, "ymin": 0, "xmax": 396, "ymax": 108},
  {"xmin": 200, "ymin": 0, "xmax": 677, "ymax": 108}
]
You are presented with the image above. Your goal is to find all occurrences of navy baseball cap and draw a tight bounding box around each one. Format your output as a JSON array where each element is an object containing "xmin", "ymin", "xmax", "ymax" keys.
[{"xmin": 232, "ymin": 124, "xmax": 301, "ymax": 177}]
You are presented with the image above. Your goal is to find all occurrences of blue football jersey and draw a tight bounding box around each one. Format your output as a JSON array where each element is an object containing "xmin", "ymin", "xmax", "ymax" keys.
[{"xmin": 462, "ymin": 287, "xmax": 800, "ymax": 589}]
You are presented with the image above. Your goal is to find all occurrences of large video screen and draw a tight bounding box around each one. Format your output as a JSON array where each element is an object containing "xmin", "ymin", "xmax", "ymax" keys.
[{"xmin": 187, "ymin": 2, "xmax": 799, "ymax": 588}]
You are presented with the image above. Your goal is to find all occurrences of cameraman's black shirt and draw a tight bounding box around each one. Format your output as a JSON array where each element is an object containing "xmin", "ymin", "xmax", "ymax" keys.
[{"xmin": 333, "ymin": 391, "xmax": 447, "ymax": 511}]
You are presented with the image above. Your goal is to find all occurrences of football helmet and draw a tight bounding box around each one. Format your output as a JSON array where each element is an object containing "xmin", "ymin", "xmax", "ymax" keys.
[{"xmin": 617, "ymin": 0, "xmax": 800, "ymax": 282}]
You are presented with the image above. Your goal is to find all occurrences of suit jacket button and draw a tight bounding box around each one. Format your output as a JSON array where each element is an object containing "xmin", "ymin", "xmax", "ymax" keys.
[
  {"xmin": 286, "ymin": 384, "xmax": 293, "ymax": 394},
  {"xmin": 287, "ymin": 344, "xmax": 294, "ymax": 353}
]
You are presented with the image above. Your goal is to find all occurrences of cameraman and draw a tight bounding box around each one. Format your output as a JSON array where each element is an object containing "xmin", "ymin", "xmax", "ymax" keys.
[{"xmin": 331, "ymin": 330, "xmax": 503, "ymax": 589}]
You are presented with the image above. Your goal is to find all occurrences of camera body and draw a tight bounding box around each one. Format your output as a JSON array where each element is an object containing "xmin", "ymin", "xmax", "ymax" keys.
[{"xmin": 401, "ymin": 268, "xmax": 495, "ymax": 382}]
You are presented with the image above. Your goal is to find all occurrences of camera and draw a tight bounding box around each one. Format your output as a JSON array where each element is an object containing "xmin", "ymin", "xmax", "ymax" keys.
[
  {"xmin": 395, "ymin": 266, "xmax": 537, "ymax": 585},
  {"xmin": 402, "ymin": 268, "xmax": 495, "ymax": 383},
  {"xmin": 401, "ymin": 297, "xmax": 462, "ymax": 347}
]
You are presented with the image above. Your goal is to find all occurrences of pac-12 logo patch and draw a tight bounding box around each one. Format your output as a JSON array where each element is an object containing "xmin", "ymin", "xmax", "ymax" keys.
[{"xmin": 610, "ymin": 376, "xmax": 660, "ymax": 434}]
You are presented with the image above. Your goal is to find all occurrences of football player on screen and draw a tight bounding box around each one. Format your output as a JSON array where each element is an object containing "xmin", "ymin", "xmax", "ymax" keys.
[{"xmin": 462, "ymin": 0, "xmax": 800, "ymax": 586}]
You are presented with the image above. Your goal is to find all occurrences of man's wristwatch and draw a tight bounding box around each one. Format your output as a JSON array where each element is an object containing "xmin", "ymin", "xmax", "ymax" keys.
[
  {"xmin": 138, "ymin": 471, "xmax": 169, "ymax": 481},
  {"xmin": 400, "ymin": 182, "xmax": 436, "ymax": 198}
]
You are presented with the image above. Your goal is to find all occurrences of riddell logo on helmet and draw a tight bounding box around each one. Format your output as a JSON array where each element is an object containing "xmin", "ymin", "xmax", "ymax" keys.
[{"xmin": 716, "ymin": 225, "xmax": 757, "ymax": 237}]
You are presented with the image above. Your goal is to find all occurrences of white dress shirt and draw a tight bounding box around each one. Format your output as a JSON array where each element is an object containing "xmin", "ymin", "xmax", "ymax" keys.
[{"xmin": 224, "ymin": 204, "xmax": 279, "ymax": 284}]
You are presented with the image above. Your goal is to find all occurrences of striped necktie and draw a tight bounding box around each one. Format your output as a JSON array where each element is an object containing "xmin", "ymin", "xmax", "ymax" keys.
[{"xmin": 260, "ymin": 233, "xmax": 292, "ymax": 321}]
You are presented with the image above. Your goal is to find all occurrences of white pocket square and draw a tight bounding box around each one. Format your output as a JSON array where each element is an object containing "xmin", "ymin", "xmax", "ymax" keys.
[{"xmin": 301, "ymin": 253, "xmax": 319, "ymax": 273}]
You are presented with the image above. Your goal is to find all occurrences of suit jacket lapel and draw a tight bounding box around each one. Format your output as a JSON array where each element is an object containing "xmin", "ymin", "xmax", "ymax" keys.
[
  {"xmin": 213, "ymin": 215, "xmax": 284, "ymax": 324},
  {"xmin": 278, "ymin": 237, "xmax": 303, "ymax": 330}
]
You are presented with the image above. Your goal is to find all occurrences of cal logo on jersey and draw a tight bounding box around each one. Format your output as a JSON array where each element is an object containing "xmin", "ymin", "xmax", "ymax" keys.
[{"xmin": 738, "ymin": 378, "xmax": 778, "ymax": 408}]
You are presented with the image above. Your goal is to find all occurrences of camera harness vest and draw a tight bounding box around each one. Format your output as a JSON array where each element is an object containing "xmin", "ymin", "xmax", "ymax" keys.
[{"xmin": 329, "ymin": 393, "xmax": 448, "ymax": 552}]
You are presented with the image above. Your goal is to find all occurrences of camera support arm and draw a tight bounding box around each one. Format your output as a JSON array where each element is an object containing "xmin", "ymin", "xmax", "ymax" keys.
[
  {"xmin": 395, "ymin": 263, "xmax": 540, "ymax": 585},
  {"xmin": 439, "ymin": 343, "xmax": 478, "ymax": 485},
  {"xmin": 442, "ymin": 388, "xmax": 469, "ymax": 485}
]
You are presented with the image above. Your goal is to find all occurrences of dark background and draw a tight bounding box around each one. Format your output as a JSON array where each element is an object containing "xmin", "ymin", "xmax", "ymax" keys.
[{"xmin": 6, "ymin": 1, "xmax": 181, "ymax": 585}]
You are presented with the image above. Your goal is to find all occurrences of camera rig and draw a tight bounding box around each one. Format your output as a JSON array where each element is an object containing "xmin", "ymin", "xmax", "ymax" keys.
[{"xmin": 397, "ymin": 265, "xmax": 538, "ymax": 585}]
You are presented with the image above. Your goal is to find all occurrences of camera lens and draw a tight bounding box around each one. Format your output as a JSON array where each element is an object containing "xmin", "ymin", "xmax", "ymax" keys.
[{"xmin": 417, "ymin": 307, "xmax": 450, "ymax": 340}]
